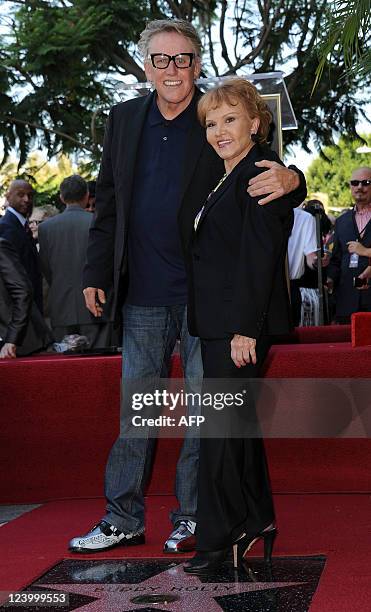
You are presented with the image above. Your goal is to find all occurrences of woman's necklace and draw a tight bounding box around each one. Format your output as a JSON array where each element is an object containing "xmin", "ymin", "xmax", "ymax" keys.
[
  {"xmin": 206, "ymin": 173, "xmax": 228, "ymax": 201},
  {"xmin": 194, "ymin": 172, "xmax": 228, "ymax": 231}
]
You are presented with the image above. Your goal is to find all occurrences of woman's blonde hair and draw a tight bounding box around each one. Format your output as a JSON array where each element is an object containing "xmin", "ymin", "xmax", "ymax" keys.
[{"xmin": 197, "ymin": 78, "xmax": 272, "ymax": 143}]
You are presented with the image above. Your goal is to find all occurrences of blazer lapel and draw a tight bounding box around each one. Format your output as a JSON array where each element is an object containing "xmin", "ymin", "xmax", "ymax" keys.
[
  {"xmin": 180, "ymin": 118, "xmax": 206, "ymax": 204},
  {"xmin": 361, "ymin": 214, "xmax": 371, "ymax": 243},
  {"xmin": 120, "ymin": 92, "xmax": 154, "ymax": 219},
  {"xmin": 4, "ymin": 209, "xmax": 23, "ymax": 230},
  {"xmin": 179, "ymin": 89, "xmax": 207, "ymax": 203},
  {"xmin": 195, "ymin": 172, "xmax": 232, "ymax": 232}
]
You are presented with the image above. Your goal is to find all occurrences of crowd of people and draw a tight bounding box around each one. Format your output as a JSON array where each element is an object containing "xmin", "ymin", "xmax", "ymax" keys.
[
  {"xmin": 1, "ymin": 165, "xmax": 369, "ymax": 359},
  {"xmin": 0, "ymin": 176, "xmax": 116, "ymax": 358},
  {"xmin": 0, "ymin": 17, "xmax": 370, "ymax": 573}
]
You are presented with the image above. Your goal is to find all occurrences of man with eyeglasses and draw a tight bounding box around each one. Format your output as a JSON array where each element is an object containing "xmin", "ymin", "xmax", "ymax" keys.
[
  {"xmin": 69, "ymin": 19, "xmax": 307, "ymax": 555},
  {"xmin": 327, "ymin": 167, "xmax": 371, "ymax": 322}
]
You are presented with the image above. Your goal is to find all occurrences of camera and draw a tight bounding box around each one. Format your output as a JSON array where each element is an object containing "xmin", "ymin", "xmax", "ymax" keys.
[{"xmin": 353, "ymin": 276, "xmax": 369, "ymax": 289}]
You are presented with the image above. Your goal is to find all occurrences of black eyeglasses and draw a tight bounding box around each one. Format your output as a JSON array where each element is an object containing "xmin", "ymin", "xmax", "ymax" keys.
[
  {"xmin": 350, "ymin": 180, "xmax": 371, "ymax": 187},
  {"xmin": 150, "ymin": 53, "xmax": 194, "ymax": 69}
]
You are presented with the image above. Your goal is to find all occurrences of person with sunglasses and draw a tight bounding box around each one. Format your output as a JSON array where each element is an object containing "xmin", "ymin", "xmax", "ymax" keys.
[
  {"xmin": 327, "ymin": 167, "xmax": 371, "ymax": 321},
  {"xmin": 69, "ymin": 19, "xmax": 307, "ymax": 556}
]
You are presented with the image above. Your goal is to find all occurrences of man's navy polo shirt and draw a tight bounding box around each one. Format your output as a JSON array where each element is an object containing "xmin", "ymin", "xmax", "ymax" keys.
[{"xmin": 127, "ymin": 94, "xmax": 195, "ymax": 306}]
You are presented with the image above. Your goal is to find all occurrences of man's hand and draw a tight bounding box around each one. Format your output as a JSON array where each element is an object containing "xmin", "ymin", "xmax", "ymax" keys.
[
  {"xmin": 326, "ymin": 277, "xmax": 334, "ymax": 294},
  {"xmin": 311, "ymin": 252, "xmax": 331, "ymax": 269},
  {"xmin": 306, "ymin": 252, "xmax": 317, "ymax": 270},
  {"xmin": 357, "ymin": 266, "xmax": 371, "ymax": 289},
  {"xmin": 83, "ymin": 287, "xmax": 106, "ymax": 317},
  {"xmin": 347, "ymin": 241, "xmax": 370, "ymax": 257},
  {"xmin": 0, "ymin": 343, "xmax": 17, "ymax": 359},
  {"xmin": 359, "ymin": 266, "xmax": 371, "ymax": 280},
  {"xmin": 231, "ymin": 334, "xmax": 257, "ymax": 367},
  {"xmin": 247, "ymin": 160, "xmax": 300, "ymax": 205}
]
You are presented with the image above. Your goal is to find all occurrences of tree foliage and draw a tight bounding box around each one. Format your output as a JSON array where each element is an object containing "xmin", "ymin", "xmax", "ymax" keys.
[
  {"xmin": 306, "ymin": 134, "xmax": 371, "ymax": 209},
  {"xmin": 314, "ymin": 0, "xmax": 371, "ymax": 88},
  {"xmin": 0, "ymin": 0, "xmax": 368, "ymax": 169}
]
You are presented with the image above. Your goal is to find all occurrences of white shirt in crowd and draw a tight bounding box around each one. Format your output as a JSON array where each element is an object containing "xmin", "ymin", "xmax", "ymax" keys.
[{"xmin": 288, "ymin": 208, "xmax": 317, "ymax": 280}]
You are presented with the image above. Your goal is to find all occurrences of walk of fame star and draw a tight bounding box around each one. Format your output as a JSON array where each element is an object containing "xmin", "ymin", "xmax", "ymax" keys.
[{"xmin": 21, "ymin": 556, "xmax": 325, "ymax": 612}]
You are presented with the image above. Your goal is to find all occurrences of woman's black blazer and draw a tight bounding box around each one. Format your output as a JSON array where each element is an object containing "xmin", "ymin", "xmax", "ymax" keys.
[{"xmin": 186, "ymin": 143, "xmax": 295, "ymax": 340}]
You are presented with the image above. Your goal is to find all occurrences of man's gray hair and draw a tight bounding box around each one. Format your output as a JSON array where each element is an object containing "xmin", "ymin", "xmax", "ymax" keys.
[
  {"xmin": 138, "ymin": 19, "xmax": 202, "ymax": 59},
  {"xmin": 60, "ymin": 175, "xmax": 88, "ymax": 204}
]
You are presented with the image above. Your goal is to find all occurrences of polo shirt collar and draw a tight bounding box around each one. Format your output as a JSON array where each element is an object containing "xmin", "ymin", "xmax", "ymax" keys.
[{"xmin": 149, "ymin": 92, "xmax": 196, "ymax": 131}]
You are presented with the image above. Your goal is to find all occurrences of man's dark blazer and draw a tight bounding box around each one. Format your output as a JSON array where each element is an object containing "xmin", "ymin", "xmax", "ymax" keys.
[
  {"xmin": 83, "ymin": 90, "xmax": 307, "ymax": 317},
  {"xmin": 0, "ymin": 238, "xmax": 52, "ymax": 356},
  {"xmin": 327, "ymin": 209, "xmax": 371, "ymax": 317},
  {"xmin": 0, "ymin": 209, "xmax": 43, "ymax": 312},
  {"xmin": 38, "ymin": 206, "xmax": 113, "ymax": 327},
  {"xmin": 186, "ymin": 144, "xmax": 294, "ymax": 340}
]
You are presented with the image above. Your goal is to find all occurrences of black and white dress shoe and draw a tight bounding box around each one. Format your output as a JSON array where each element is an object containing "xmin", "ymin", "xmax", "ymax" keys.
[
  {"xmin": 68, "ymin": 520, "xmax": 145, "ymax": 553},
  {"xmin": 163, "ymin": 520, "xmax": 196, "ymax": 553}
]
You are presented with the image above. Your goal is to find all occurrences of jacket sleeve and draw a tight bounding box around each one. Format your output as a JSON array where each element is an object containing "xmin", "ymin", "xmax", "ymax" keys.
[
  {"xmin": 288, "ymin": 165, "xmax": 307, "ymax": 206},
  {"xmin": 83, "ymin": 107, "xmax": 117, "ymax": 290},
  {"xmin": 37, "ymin": 224, "xmax": 52, "ymax": 285},
  {"xmin": 228, "ymin": 173, "xmax": 293, "ymax": 339},
  {"xmin": 326, "ymin": 221, "xmax": 342, "ymax": 284},
  {"xmin": 0, "ymin": 240, "xmax": 33, "ymax": 345}
]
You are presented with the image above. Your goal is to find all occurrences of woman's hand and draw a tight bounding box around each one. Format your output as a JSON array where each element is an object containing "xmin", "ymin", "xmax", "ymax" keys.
[
  {"xmin": 0, "ymin": 343, "xmax": 17, "ymax": 359},
  {"xmin": 231, "ymin": 334, "xmax": 257, "ymax": 367},
  {"xmin": 347, "ymin": 241, "xmax": 369, "ymax": 257}
]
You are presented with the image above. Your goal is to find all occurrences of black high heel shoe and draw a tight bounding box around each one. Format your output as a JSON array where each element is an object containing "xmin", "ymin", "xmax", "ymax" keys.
[
  {"xmin": 238, "ymin": 526, "xmax": 277, "ymax": 564},
  {"xmin": 183, "ymin": 526, "xmax": 277, "ymax": 575}
]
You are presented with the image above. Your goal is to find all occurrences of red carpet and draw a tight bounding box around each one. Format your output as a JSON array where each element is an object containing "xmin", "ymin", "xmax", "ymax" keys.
[
  {"xmin": 0, "ymin": 495, "xmax": 370, "ymax": 611},
  {"xmin": 352, "ymin": 312, "xmax": 371, "ymax": 347},
  {"xmin": 1, "ymin": 342, "xmax": 371, "ymax": 502}
]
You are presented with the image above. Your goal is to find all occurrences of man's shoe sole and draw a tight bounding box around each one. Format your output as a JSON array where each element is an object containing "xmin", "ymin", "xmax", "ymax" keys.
[
  {"xmin": 69, "ymin": 533, "xmax": 145, "ymax": 553},
  {"xmin": 163, "ymin": 537, "xmax": 196, "ymax": 554}
]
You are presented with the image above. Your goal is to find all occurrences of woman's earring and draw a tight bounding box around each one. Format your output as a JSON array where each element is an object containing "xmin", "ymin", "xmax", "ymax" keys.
[{"xmin": 251, "ymin": 132, "xmax": 259, "ymax": 143}]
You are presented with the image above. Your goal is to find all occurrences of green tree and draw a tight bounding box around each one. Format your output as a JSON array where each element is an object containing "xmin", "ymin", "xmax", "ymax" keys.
[
  {"xmin": 0, "ymin": 0, "xmax": 368, "ymax": 167},
  {"xmin": 306, "ymin": 134, "xmax": 371, "ymax": 210},
  {"xmin": 314, "ymin": 0, "xmax": 371, "ymax": 87}
]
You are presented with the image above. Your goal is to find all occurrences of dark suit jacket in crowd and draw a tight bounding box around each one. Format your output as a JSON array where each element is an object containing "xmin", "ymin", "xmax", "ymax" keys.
[
  {"xmin": 83, "ymin": 90, "xmax": 307, "ymax": 317},
  {"xmin": 0, "ymin": 238, "xmax": 52, "ymax": 356},
  {"xmin": 184, "ymin": 144, "xmax": 294, "ymax": 340},
  {"xmin": 327, "ymin": 209, "xmax": 371, "ymax": 317},
  {"xmin": 38, "ymin": 206, "xmax": 113, "ymax": 327},
  {"xmin": 0, "ymin": 209, "xmax": 43, "ymax": 312}
]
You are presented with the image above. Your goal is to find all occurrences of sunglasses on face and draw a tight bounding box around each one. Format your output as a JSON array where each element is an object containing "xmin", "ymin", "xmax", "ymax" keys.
[
  {"xmin": 149, "ymin": 53, "xmax": 194, "ymax": 69},
  {"xmin": 350, "ymin": 180, "xmax": 371, "ymax": 187}
]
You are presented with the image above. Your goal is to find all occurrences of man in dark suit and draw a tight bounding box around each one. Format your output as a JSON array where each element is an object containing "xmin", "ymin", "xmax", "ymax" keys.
[
  {"xmin": 327, "ymin": 167, "xmax": 371, "ymax": 322},
  {"xmin": 0, "ymin": 180, "xmax": 43, "ymax": 312},
  {"xmin": 38, "ymin": 175, "xmax": 114, "ymax": 348},
  {"xmin": 69, "ymin": 18, "xmax": 307, "ymax": 555},
  {"xmin": 0, "ymin": 238, "xmax": 52, "ymax": 358}
]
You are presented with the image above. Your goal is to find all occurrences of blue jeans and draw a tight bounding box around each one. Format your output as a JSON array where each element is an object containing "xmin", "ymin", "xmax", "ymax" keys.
[{"xmin": 103, "ymin": 304, "xmax": 202, "ymax": 533}]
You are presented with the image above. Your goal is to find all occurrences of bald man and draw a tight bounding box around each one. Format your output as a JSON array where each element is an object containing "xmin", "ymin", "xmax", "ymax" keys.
[
  {"xmin": 327, "ymin": 167, "xmax": 371, "ymax": 322},
  {"xmin": 0, "ymin": 180, "xmax": 43, "ymax": 312}
]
